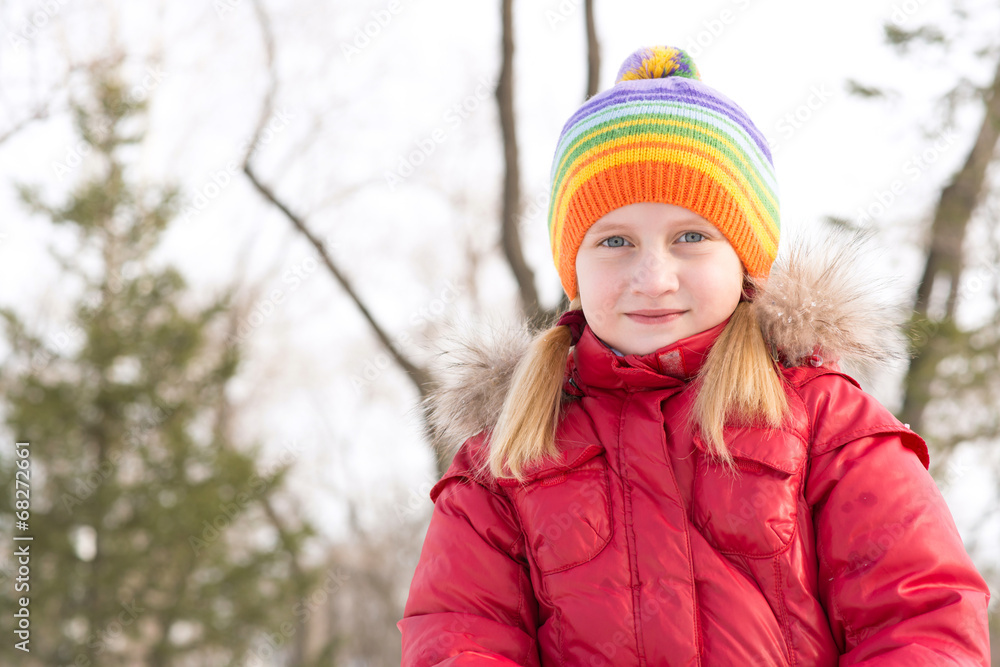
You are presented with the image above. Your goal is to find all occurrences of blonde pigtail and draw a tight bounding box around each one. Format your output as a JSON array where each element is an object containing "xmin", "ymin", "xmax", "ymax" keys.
[
  {"xmin": 481, "ymin": 303, "xmax": 581, "ymax": 482},
  {"xmin": 691, "ymin": 301, "xmax": 789, "ymax": 472}
]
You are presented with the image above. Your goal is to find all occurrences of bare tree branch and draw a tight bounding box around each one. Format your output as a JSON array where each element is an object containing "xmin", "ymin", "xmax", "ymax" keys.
[
  {"xmin": 0, "ymin": 105, "xmax": 50, "ymax": 146},
  {"xmin": 0, "ymin": 59, "xmax": 95, "ymax": 148},
  {"xmin": 537, "ymin": 0, "xmax": 602, "ymax": 324},
  {"xmin": 240, "ymin": 0, "xmax": 450, "ymax": 475},
  {"xmin": 240, "ymin": 0, "xmax": 430, "ymax": 390},
  {"xmin": 242, "ymin": 164, "xmax": 433, "ymax": 393},
  {"xmin": 497, "ymin": 0, "xmax": 541, "ymax": 323},
  {"xmin": 244, "ymin": 0, "xmax": 278, "ymax": 166},
  {"xmin": 584, "ymin": 0, "xmax": 601, "ymax": 99}
]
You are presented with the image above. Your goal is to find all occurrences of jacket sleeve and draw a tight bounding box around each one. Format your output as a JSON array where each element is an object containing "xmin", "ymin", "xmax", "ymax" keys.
[
  {"xmin": 803, "ymin": 376, "xmax": 990, "ymax": 665},
  {"xmin": 398, "ymin": 441, "xmax": 541, "ymax": 667}
]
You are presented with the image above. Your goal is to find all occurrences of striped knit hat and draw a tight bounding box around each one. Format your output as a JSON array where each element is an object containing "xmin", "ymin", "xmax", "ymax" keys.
[{"xmin": 548, "ymin": 45, "xmax": 779, "ymax": 300}]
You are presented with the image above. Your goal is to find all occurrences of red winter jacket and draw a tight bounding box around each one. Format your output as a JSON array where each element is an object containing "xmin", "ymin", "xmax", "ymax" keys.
[{"xmin": 400, "ymin": 262, "xmax": 991, "ymax": 666}]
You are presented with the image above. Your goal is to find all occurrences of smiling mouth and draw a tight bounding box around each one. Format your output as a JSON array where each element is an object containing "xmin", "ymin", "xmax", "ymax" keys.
[{"xmin": 625, "ymin": 310, "xmax": 685, "ymax": 323}]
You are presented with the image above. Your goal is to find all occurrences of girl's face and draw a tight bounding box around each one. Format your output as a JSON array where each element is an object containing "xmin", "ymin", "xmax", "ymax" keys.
[{"xmin": 575, "ymin": 202, "xmax": 744, "ymax": 356}]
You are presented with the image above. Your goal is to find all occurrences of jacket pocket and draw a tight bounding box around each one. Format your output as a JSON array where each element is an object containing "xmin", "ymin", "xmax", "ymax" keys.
[
  {"xmin": 512, "ymin": 458, "xmax": 612, "ymax": 574},
  {"xmin": 692, "ymin": 428, "xmax": 806, "ymax": 557}
]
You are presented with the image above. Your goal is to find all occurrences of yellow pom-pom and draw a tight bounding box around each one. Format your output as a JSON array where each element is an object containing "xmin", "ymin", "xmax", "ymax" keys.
[{"xmin": 615, "ymin": 46, "xmax": 701, "ymax": 84}]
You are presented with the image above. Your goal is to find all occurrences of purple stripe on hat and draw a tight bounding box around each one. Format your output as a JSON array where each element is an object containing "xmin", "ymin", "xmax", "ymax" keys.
[
  {"xmin": 565, "ymin": 80, "xmax": 771, "ymax": 160},
  {"xmin": 571, "ymin": 80, "xmax": 738, "ymax": 126},
  {"xmin": 551, "ymin": 99, "xmax": 778, "ymax": 193},
  {"xmin": 566, "ymin": 87, "xmax": 769, "ymax": 160}
]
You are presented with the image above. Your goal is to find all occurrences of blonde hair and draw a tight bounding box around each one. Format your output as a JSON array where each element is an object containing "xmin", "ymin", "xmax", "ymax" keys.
[
  {"xmin": 690, "ymin": 300, "xmax": 788, "ymax": 474},
  {"xmin": 484, "ymin": 298, "xmax": 788, "ymax": 482},
  {"xmin": 482, "ymin": 299, "xmax": 580, "ymax": 482}
]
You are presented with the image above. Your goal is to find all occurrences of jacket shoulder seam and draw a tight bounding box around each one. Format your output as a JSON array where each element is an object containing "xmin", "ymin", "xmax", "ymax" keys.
[
  {"xmin": 788, "ymin": 370, "xmax": 910, "ymax": 457},
  {"xmin": 780, "ymin": 374, "xmax": 817, "ymax": 459}
]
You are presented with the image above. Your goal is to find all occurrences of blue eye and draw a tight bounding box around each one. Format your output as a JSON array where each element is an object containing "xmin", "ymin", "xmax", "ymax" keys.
[
  {"xmin": 601, "ymin": 236, "xmax": 627, "ymax": 248},
  {"xmin": 679, "ymin": 232, "xmax": 705, "ymax": 243}
]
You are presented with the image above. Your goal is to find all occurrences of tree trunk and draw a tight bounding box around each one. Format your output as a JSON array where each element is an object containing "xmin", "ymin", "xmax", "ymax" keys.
[
  {"xmin": 584, "ymin": 0, "xmax": 600, "ymax": 99},
  {"xmin": 497, "ymin": 0, "xmax": 541, "ymax": 324},
  {"xmin": 901, "ymin": 55, "xmax": 1000, "ymax": 435}
]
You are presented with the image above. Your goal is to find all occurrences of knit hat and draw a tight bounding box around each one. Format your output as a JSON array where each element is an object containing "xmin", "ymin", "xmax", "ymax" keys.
[{"xmin": 547, "ymin": 45, "xmax": 779, "ymax": 300}]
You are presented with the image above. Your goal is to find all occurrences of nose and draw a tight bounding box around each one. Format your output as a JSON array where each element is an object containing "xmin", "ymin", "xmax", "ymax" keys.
[{"xmin": 630, "ymin": 249, "xmax": 679, "ymax": 297}]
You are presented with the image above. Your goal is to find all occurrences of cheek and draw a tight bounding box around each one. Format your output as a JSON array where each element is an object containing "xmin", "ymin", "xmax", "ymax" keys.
[
  {"xmin": 576, "ymin": 265, "xmax": 602, "ymax": 310},
  {"xmin": 702, "ymin": 255, "xmax": 744, "ymax": 308},
  {"xmin": 576, "ymin": 257, "xmax": 620, "ymax": 320}
]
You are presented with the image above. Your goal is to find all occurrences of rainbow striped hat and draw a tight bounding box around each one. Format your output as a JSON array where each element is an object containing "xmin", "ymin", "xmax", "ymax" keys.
[{"xmin": 548, "ymin": 46, "xmax": 779, "ymax": 300}]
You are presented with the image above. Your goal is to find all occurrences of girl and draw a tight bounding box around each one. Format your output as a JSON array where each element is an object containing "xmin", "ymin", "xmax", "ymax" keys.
[{"xmin": 398, "ymin": 46, "xmax": 991, "ymax": 666}]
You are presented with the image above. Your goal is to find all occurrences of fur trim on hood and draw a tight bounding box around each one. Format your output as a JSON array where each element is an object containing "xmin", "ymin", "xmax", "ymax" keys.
[{"xmin": 425, "ymin": 231, "xmax": 912, "ymax": 454}]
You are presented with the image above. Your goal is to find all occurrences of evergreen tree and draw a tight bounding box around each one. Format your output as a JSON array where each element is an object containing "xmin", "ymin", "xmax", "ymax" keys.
[{"xmin": 0, "ymin": 61, "xmax": 318, "ymax": 666}]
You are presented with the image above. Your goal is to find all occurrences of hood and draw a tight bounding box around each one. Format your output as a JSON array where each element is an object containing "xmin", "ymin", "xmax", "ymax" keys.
[{"xmin": 425, "ymin": 231, "xmax": 911, "ymax": 455}]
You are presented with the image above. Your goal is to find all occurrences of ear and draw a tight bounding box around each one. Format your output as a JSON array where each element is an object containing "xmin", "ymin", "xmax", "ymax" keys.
[{"xmin": 740, "ymin": 273, "xmax": 756, "ymax": 302}]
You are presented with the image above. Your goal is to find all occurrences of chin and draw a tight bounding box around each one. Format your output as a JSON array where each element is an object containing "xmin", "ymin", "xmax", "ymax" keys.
[
  {"xmin": 648, "ymin": 337, "xmax": 681, "ymax": 354},
  {"xmin": 622, "ymin": 334, "xmax": 679, "ymax": 356}
]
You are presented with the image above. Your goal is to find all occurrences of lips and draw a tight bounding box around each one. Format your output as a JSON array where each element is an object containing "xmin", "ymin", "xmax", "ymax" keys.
[
  {"xmin": 625, "ymin": 309, "xmax": 686, "ymax": 324},
  {"xmin": 628, "ymin": 309, "xmax": 685, "ymax": 317}
]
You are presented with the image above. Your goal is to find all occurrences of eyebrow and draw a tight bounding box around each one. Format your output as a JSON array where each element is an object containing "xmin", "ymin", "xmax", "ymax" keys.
[{"xmin": 591, "ymin": 216, "xmax": 716, "ymax": 232}]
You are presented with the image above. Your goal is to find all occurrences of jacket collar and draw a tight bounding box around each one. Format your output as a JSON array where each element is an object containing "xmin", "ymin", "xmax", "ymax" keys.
[{"xmin": 572, "ymin": 319, "xmax": 727, "ymax": 392}]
